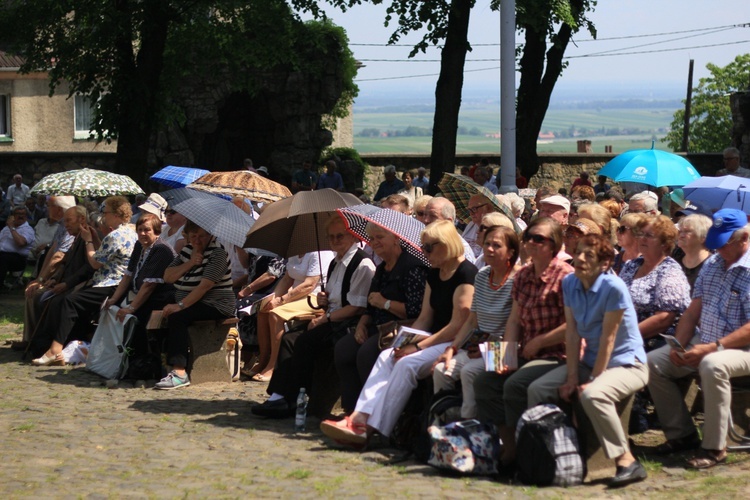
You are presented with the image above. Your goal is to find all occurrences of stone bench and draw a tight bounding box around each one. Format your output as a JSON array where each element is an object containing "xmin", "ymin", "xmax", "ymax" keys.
[
  {"xmin": 147, "ymin": 312, "xmax": 237, "ymax": 385},
  {"xmin": 573, "ymin": 394, "xmax": 635, "ymax": 482}
]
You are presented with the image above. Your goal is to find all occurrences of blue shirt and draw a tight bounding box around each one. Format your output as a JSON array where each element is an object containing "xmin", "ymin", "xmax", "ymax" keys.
[
  {"xmin": 412, "ymin": 176, "xmax": 430, "ymax": 189},
  {"xmin": 317, "ymin": 172, "xmax": 344, "ymax": 190},
  {"xmin": 563, "ymin": 272, "xmax": 646, "ymax": 368},
  {"xmin": 693, "ymin": 248, "xmax": 750, "ymax": 344}
]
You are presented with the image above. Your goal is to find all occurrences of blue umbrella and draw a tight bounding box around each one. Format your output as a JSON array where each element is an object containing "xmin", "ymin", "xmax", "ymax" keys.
[
  {"xmin": 167, "ymin": 190, "xmax": 254, "ymax": 248},
  {"xmin": 150, "ymin": 166, "xmax": 210, "ymax": 189},
  {"xmin": 598, "ymin": 147, "xmax": 701, "ymax": 188},
  {"xmin": 682, "ymin": 175, "xmax": 750, "ymax": 214}
]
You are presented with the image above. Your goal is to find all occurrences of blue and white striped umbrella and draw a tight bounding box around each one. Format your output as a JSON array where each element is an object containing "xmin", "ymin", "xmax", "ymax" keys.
[
  {"xmin": 150, "ymin": 166, "xmax": 210, "ymax": 189},
  {"xmin": 168, "ymin": 190, "xmax": 254, "ymax": 248},
  {"xmin": 337, "ymin": 204, "xmax": 429, "ymax": 266}
]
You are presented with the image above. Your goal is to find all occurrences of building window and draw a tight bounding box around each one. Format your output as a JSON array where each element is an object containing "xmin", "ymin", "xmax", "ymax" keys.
[
  {"xmin": 0, "ymin": 94, "xmax": 9, "ymax": 137},
  {"xmin": 74, "ymin": 94, "xmax": 95, "ymax": 139}
]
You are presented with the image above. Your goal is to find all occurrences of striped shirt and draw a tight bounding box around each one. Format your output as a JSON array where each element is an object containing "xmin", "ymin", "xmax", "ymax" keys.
[
  {"xmin": 170, "ymin": 238, "xmax": 235, "ymax": 317},
  {"xmin": 512, "ymin": 258, "xmax": 573, "ymax": 359},
  {"xmin": 471, "ymin": 266, "xmax": 514, "ymax": 338},
  {"xmin": 694, "ymin": 248, "xmax": 750, "ymax": 344}
]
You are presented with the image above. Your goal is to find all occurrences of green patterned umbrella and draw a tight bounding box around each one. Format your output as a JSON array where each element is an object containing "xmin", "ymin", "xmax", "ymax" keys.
[
  {"xmin": 30, "ymin": 168, "xmax": 144, "ymax": 197},
  {"xmin": 438, "ymin": 172, "xmax": 521, "ymax": 233}
]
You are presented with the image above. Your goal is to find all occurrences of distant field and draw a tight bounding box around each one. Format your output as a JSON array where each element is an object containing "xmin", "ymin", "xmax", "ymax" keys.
[{"xmin": 352, "ymin": 107, "xmax": 676, "ymax": 154}]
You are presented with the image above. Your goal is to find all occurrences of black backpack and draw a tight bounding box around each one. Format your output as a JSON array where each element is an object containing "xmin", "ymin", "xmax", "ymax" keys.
[{"xmin": 515, "ymin": 404, "xmax": 585, "ymax": 487}]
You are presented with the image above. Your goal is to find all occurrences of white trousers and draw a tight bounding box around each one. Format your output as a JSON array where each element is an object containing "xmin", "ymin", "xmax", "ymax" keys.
[
  {"xmin": 355, "ymin": 342, "xmax": 449, "ymax": 437},
  {"xmin": 433, "ymin": 351, "xmax": 486, "ymax": 418}
]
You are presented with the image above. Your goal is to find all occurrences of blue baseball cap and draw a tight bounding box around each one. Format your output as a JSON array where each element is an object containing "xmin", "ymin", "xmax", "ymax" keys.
[{"xmin": 705, "ymin": 208, "xmax": 749, "ymax": 250}]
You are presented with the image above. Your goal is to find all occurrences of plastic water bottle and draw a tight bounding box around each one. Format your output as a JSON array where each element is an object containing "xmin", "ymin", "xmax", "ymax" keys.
[{"xmin": 295, "ymin": 388, "xmax": 309, "ymax": 432}]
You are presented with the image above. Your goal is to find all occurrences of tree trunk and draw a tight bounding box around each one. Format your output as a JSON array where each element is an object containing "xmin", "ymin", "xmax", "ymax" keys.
[
  {"xmin": 516, "ymin": 0, "xmax": 582, "ymax": 180},
  {"xmin": 113, "ymin": 0, "xmax": 171, "ymax": 184},
  {"xmin": 428, "ymin": 0, "xmax": 472, "ymax": 194}
]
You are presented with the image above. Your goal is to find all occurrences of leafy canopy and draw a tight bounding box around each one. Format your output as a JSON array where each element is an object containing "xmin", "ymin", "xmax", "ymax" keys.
[{"xmin": 663, "ymin": 53, "xmax": 750, "ymax": 153}]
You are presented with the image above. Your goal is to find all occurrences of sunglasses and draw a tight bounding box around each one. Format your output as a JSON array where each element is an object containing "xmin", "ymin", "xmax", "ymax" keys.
[
  {"xmin": 523, "ymin": 233, "xmax": 552, "ymax": 244},
  {"xmin": 616, "ymin": 226, "xmax": 631, "ymax": 234},
  {"xmin": 165, "ymin": 209, "xmax": 177, "ymax": 216},
  {"xmin": 468, "ymin": 203, "xmax": 489, "ymax": 214},
  {"xmin": 421, "ymin": 241, "xmax": 442, "ymax": 254}
]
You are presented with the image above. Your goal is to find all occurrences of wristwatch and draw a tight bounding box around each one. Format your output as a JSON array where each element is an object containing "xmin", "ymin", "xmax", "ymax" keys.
[
  {"xmin": 716, "ymin": 340, "xmax": 725, "ymax": 352},
  {"xmin": 178, "ymin": 301, "xmax": 185, "ymax": 310},
  {"xmin": 384, "ymin": 299, "xmax": 392, "ymax": 311}
]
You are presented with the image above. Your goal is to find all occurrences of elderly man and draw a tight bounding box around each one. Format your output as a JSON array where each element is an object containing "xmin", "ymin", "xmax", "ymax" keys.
[
  {"xmin": 474, "ymin": 166, "xmax": 498, "ymax": 195},
  {"xmin": 716, "ymin": 147, "xmax": 750, "ymax": 178},
  {"xmin": 648, "ymin": 208, "xmax": 750, "ymax": 469},
  {"xmin": 462, "ymin": 193, "xmax": 495, "ymax": 257},
  {"xmin": 30, "ymin": 196, "xmax": 77, "ymax": 282},
  {"xmin": 423, "ymin": 197, "xmax": 476, "ymax": 265},
  {"xmin": 374, "ymin": 165, "xmax": 406, "ymax": 202},
  {"xmin": 537, "ymin": 194, "xmax": 570, "ymax": 225},
  {"xmin": 7, "ymin": 174, "xmax": 31, "ymax": 207},
  {"xmin": 252, "ymin": 217, "xmax": 375, "ymax": 418},
  {"xmin": 0, "ymin": 206, "xmax": 35, "ymax": 287},
  {"xmin": 628, "ymin": 191, "xmax": 659, "ymax": 215},
  {"xmin": 317, "ymin": 160, "xmax": 344, "ymax": 191}
]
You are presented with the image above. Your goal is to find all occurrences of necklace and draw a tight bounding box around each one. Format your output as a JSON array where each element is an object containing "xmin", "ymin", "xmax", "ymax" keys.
[{"xmin": 489, "ymin": 264, "xmax": 511, "ymax": 290}]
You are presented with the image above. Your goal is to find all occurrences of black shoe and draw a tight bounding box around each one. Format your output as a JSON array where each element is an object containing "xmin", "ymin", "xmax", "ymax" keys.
[
  {"xmin": 251, "ymin": 398, "xmax": 292, "ymax": 419},
  {"xmin": 609, "ymin": 460, "xmax": 647, "ymax": 488}
]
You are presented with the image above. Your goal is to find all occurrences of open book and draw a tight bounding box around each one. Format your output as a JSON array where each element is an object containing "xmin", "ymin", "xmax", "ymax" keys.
[
  {"xmin": 479, "ymin": 341, "xmax": 519, "ymax": 371},
  {"xmin": 238, "ymin": 293, "xmax": 275, "ymax": 316},
  {"xmin": 390, "ymin": 325, "xmax": 431, "ymax": 351}
]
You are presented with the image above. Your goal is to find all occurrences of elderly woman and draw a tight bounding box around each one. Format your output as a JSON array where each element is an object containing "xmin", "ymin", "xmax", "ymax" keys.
[
  {"xmin": 413, "ymin": 195, "xmax": 433, "ymax": 225},
  {"xmin": 158, "ymin": 205, "xmax": 187, "ymax": 254},
  {"xmin": 473, "ymin": 217, "xmax": 573, "ymax": 464},
  {"xmin": 321, "ymin": 220, "xmax": 476, "ymax": 446},
  {"xmin": 32, "ymin": 196, "xmax": 137, "ymax": 365},
  {"xmin": 619, "ymin": 215, "xmax": 691, "ymax": 352},
  {"xmin": 612, "ymin": 212, "xmax": 647, "ymax": 274},
  {"xmin": 154, "ymin": 221, "xmax": 235, "ymax": 389},
  {"xmin": 251, "ymin": 249, "xmax": 334, "ymax": 381},
  {"xmin": 333, "ymin": 222, "xmax": 428, "ymax": 414},
  {"xmin": 578, "ymin": 202, "xmax": 616, "ymax": 245},
  {"xmin": 463, "ymin": 193, "xmax": 496, "ymax": 258},
  {"xmin": 528, "ymin": 235, "xmax": 649, "ymax": 487},
  {"xmin": 433, "ymin": 226, "xmax": 520, "ymax": 418},
  {"xmin": 675, "ymin": 214, "xmax": 713, "ymax": 292},
  {"xmin": 104, "ymin": 213, "xmax": 176, "ymax": 354},
  {"xmin": 563, "ymin": 218, "xmax": 602, "ymax": 265}
]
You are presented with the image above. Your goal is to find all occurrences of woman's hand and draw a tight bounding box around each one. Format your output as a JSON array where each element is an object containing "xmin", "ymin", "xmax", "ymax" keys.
[
  {"xmin": 263, "ymin": 296, "xmax": 283, "ymax": 312},
  {"xmin": 105, "ymin": 298, "xmax": 118, "ymax": 309},
  {"xmin": 162, "ymin": 303, "xmax": 181, "ymax": 318},
  {"xmin": 79, "ymin": 223, "xmax": 92, "ymax": 243},
  {"xmin": 307, "ymin": 314, "xmax": 326, "ymax": 330},
  {"xmin": 354, "ymin": 324, "xmax": 368, "ymax": 344},
  {"xmin": 368, "ymin": 292, "xmax": 386, "ymax": 309},
  {"xmin": 393, "ymin": 342, "xmax": 420, "ymax": 360},
  {"xmin": 189, "ymin": 251, "xmax": 204, "ymax": 267},
  {"xmin": 521, "ymin": 336, "xmax": 543, "ymax": 359},
  {"xmin": 432, "ymin": 348, "xmax": 453, "ymax": 371},
  {"xmin": 558, "ymin": 382, "xmax": 578, "ymax": 402},
  {"xmin": 115, "ymin": 306, "xmax": 132, "ymax": 323},
  {"xmin": 238, "ymin": 285, "xmax": 252, "ymax": 298}
]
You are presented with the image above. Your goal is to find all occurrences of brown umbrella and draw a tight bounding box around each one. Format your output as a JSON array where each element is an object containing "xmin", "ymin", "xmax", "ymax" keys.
[
  {"xmin": 438, "ymin": 172, "xmax": 521, "ymax": 233},
  {"xmin": 187, "ymin": 170, "xmax": 292, "ymax": 204}
]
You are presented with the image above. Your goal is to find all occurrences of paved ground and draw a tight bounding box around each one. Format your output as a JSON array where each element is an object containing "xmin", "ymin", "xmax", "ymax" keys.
[{"xmin": 1, "ymin": 293, "xmax": 750, "ymax": 498}]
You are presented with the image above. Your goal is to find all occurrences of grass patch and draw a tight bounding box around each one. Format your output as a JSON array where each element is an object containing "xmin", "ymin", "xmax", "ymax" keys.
[
  {"xmin": 313, "ymin": 476, "xmax": 344, "ymax": 495},
  {"xmin": 13, "ymin": 422, "xmax": 35, "ymax": 432},
  {"xmin": 286, "ymin": 468, "xmax": 311, "ymax": 479},
  {"xmin": 639, "ymin": 456, "xmax": 663, "ymax": 475}
]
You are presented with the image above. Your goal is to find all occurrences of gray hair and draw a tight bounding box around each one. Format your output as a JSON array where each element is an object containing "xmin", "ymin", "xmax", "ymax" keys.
[
  {"xmin": 630, "ymin": 191, "xmax": 658, "ymax": 213},
  {"xmin": 678, "ymin": 214, "xmax": 712, "ymax": 241},
  {"xmin": 384, "ymin": 164, "xmax": 397, "ymax": 174},
  {"xmin": 427, "ymin": 197, "xmax": 456, "ymax": 221},
  {"xmin": 505, "ymin": 192, "xmax": 526, "ymax": 217},
  {"xmin": 724, "ymin": 147, "xmax": 740, "ymax": 157}
]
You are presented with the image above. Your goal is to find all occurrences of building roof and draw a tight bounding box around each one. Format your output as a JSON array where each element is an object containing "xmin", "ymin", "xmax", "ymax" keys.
[{"xmin": 0, "ymin": 50, "xmax": 25, "ymax": 69}]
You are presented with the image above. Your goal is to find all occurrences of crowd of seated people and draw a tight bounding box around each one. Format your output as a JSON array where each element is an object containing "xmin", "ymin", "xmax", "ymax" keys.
[{"xmin": 13, "ymin": 173, "xmax": 750, "ymax": 487}]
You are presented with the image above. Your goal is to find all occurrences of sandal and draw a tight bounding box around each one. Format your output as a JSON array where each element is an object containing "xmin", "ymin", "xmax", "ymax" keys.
[
  {"xmin": 320, "ymin": 416, "xmax": 368, "ymax": 449},
  {"xmin": 654, "ymin": 433, "xmax": 701, "ymax": 455},
  {"xmin": 687, "ymin": 448, "xmax": 727, "ymax": 469},
  {"xmin": 251, "ymin": 373, "xmax": 270, "ymax": 382}
]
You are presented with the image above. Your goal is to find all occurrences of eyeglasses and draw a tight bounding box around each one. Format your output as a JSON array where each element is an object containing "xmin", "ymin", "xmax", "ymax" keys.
[
  {"xmin": 328, "ymin": 233, "xmax": 348, "ymax": 241},
  {"xmin": 468, "ymin": 203, "xmax": 488, "ymax": 214},
  {"xmin": 421, "ymin": 241, "xmax": 442, "ymax": 253},
  {"xmin": 636, "ymin": 232, "xmax": 657, "ymax": 239},
  {"xmin": 416, "ymin": 211, "xmax": 425, "ymax": 217},
  {"xmin": 523, "ymin": 233, "xmax": 552, "ymax": 244},
  {"xmin": 616, "ymin": 226, "xmax": 631, "ymax": 234},
  {"xmin": 165, "ymin": 209, "xmax": 177, "ymax": 216}
]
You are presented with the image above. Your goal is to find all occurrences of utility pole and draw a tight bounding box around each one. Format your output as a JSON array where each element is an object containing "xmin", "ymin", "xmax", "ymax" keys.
[
  {"xmin": 498, "ymin": 0, "xmax": 516, "ymax": 193},
  {"xmin": 681, "ymin": 59, "xmax": 694, "ymax": 152}
]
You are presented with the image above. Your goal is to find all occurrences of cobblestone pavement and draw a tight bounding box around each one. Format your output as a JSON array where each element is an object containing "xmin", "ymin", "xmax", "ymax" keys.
[{"xmin": 1, "ymin": 298, "xmax": 749, "ymax": 498}]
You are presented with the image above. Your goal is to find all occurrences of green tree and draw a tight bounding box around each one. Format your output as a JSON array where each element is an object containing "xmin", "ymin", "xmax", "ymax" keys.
[
  {"xmin": 663, "ymin": 54, "xmax": 750, "ymax": 152},
  {"xmin": 0, "ymin": 0, "xmax": 357, "ymax": 183}
]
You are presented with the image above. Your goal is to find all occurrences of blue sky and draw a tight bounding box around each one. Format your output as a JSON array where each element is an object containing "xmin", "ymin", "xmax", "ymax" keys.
[{"xmin": 308, "ymin": 0, "xmax": 750, "ymax": 96}]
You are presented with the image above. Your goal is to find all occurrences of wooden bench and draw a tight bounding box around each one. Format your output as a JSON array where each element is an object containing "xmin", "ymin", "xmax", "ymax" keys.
[
  {"xmin": 147, "ymin": 312, "xmax": 237, "ymax": 385},
  {"xmin": 573, "ymin": 394, "xmax": 635, "ymax": 482}
]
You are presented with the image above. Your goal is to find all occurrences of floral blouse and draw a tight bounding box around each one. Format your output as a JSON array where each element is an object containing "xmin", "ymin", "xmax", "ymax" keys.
[
  {"xmin": 92, "ymin": 224, "xmax": 137, "ymax": 287},
  {"xmin": 619, "ymin": 256, "xmax": 691, "ymax": 343}
]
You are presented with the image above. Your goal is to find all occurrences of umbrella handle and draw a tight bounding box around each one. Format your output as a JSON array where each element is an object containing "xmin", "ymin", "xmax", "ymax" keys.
[{"xmin": 307, "ymin": 295, "xmax": 325, "ymax": 310}]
